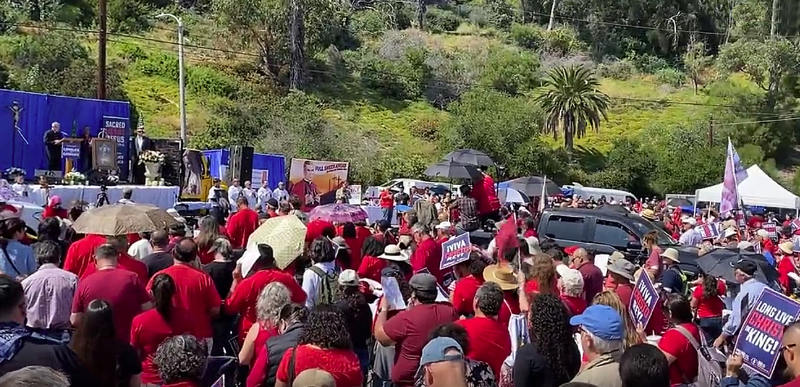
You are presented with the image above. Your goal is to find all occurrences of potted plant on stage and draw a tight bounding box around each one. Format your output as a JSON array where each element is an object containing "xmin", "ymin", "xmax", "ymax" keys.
[
  {"xmin": 63, "ymin": 171, "xmax": 87, "ymax": 186},
  {"xmin": 139, "ymin": 150, "xmax": 166, "ymax": 186}
]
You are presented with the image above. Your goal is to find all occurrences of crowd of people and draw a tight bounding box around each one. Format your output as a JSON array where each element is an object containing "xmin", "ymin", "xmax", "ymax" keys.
[{"xmin": 1, "ymin": 169, "xmax": 800, "ymax": 387}]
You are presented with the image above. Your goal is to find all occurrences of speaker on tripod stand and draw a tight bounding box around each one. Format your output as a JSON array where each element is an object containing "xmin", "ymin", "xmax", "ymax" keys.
[{"xmin": 228, "ymin": 146, "xmax": 254, "ymax": 183}]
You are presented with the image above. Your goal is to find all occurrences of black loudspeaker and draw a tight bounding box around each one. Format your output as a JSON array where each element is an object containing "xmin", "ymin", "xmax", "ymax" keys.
[{"xmin": 228, "ymin": 145, "xmax": 254, "ymax": 183}]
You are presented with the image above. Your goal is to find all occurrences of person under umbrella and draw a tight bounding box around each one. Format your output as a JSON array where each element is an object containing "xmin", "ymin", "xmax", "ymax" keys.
[{"xmin": 713, "ymin": 260, "xmax": 768, "ymax": 350}]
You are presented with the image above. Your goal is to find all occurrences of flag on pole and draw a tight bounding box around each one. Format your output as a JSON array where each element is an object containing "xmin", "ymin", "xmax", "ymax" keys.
[
  {"xmin": 720, "ymin": 139, "xmax": 748, "ymax": 215},
  {"xmin": 538, "ymin": 175, "xmax": 547, "ymax": 213}
]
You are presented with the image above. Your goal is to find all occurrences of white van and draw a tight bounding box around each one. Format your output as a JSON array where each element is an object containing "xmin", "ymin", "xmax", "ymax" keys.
[
  {"xmin": 562, "ymin": 183, "xmax": 637, "ymax": 203},
  {"xmin": 364, "ymin": 179, "xmax": 458, "ymax": 201}
]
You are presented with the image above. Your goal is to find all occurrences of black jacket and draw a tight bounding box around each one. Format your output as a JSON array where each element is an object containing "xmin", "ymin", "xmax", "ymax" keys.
[{"xmin": 264, "ymin": 323, "xmax": 305, "ymax": 386}]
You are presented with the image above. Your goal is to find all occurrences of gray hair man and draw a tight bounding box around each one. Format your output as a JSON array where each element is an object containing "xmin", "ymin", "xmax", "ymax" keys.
[
  {"xmin": 569, "ymin": 305, "xmax": 624, "ymax": 387},
  {"xmin": 21, "ymin": 241, "xmax": 78, "ymax": 331}
]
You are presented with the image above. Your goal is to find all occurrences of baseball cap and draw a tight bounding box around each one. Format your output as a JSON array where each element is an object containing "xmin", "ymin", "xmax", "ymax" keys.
[
  {"xmin": 569, "ymin": 305, "xmax": 624, "ymax": 340},
  {"xmin": 756, "ymin": 229, "xmax": 769, "ymax": 238},
  {"xmin": 338, "ymin": 269, "xmax": 360, "ymax": 287},
  {"xmin": 415, "ymin": 337, "xmax": 464, "ymax": 377},
  {"xmin": 733, "ymin": 259, "xmax": 757, "ymax": 276},
  {"xmin": 267, "ymin": 198, "xmax": 279, "ymax": 208},
  {"xmin": 681, "ymin": 217, "xmax": 696, "ymax": 226},
  {"xmin": 409, "ymin": 273, "xmax": 438, "ymax": 297},
  {"xmin": 435, "ymin": 221, "xmax": 453, "ymax": 230},
  {"xmin": 376, "ymin": 219, "xmax": 390, "ymax": 230},
  {"xmin": 564, "ymin": 245, "xmax": 580, "ymax": 256}
]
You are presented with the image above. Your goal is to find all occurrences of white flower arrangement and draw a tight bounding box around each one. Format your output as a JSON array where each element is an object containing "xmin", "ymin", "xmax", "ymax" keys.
[
  {"xmin": 139, "ymin": 150, "xmax": 166, "ymax": 164},
  {"xmin": 63, "ymin": 171, "xmax": 87, "ymax": 185}
]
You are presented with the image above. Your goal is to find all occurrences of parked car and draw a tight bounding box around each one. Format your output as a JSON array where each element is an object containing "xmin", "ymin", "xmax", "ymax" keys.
[
  {"xmin": 561, "ymin": 183, "xmax": 637, "ymax": 203},
  {"xmin": 537, "ymin": 207, "xmax": 698, "ymax": 273}
]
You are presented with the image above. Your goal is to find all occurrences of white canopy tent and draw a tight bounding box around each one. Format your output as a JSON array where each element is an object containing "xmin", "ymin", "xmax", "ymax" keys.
[{"xmin": 694, "ymin": 165, "xmax": 800, "ymax": 211}]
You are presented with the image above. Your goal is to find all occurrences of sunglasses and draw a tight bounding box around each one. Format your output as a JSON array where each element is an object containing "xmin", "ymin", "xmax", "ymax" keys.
[{"xmin": 781, "ymin": 343, "xmax": 798, "ymax": 353}]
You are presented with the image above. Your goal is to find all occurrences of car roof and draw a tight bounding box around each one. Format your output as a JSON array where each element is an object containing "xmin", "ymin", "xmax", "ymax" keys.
[{"xmin": 544, "ymin": 207, "xmax": 645, "ymax": 224}]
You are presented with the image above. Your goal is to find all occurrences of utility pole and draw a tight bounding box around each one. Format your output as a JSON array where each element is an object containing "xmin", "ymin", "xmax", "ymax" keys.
[
  {"xmin": 97, "ymin": 0, "xmax": 107, "ymax": 99},
  {"xmin": 157, "ymin": 13, "xmax": 187, "ymax": 145},
  {"xmin": 771, "ymin": 0, "xmax": 780, "ymax": 38},
  {"xmin": 547, "ymin": 0, "xmax": 558, "ymax": 31}
]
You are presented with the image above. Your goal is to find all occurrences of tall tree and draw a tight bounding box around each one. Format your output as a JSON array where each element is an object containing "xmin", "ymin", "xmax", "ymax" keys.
[
  {"xmin": 535, "ymin": 65, "xmax": 610, "ymax": 153},
  {"xmin": 683, "ymin": 42, "xmax": 712, "ymax": 94},
  {"xmin": 289, "ymin": 0, "xmax": 305, "ymax": 89}
]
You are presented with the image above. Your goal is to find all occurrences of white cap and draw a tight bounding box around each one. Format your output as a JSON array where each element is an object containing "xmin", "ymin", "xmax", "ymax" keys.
[
  {"xmin": 560, "ymin": 268, "xmax": 584, "ymax": 296},
  {"xmin": 756, "ymin": 229, "xmax": 769, "ymax": 238},
  {"xmin": 435, "ymin": 221, "xmax": 453, "ymax": 230},
  {"xmin": 724, "ymin": 227, "xmax": 737, "ymax": 238},
  {"xmin": 681, "ymin": 217, "xmax": 697, "ymax": 226},
  {"xmin": 338, "ymin": 269, "xmax": 359, "ymax": 286}
]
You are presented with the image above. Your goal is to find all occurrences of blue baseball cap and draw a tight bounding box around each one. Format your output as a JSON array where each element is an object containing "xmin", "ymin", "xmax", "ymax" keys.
[
  {"xmin": 569, "ymin": 305, "xmax": 624, "ymax": 340},
  {"xmin": 415, "ymin": 337, "xmax": 464, "ymax": 377}
]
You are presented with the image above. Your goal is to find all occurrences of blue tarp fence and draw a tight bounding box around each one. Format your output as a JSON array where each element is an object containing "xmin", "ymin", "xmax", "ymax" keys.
[
  {"xmin": 202, "ymin": 149, "xmax": 286, "ymax": 189},
  {"xmin": 0, "ymin": 89, "xmax": 131, "ymax": 179}
]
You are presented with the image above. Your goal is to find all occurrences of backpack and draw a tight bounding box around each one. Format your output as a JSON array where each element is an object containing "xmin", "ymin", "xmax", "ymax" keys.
[
  {"xmin": 674, "ymin": 325, "xmax": 723, "ymax": 387},
  {"xmin": 309, "ymin": 265, "xmax": 341, "ymax": 306}
]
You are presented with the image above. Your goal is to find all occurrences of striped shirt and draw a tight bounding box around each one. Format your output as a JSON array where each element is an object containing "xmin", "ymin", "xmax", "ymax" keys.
[{"xmin": 21, "ymin": 264, "xmax": 78, "ymax": 330}]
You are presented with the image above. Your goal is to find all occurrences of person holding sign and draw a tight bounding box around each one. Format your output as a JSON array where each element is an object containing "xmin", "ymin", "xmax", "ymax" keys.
[{"xmin": 714, "ymin": 260, "xmax": 768, "ymax": 350}]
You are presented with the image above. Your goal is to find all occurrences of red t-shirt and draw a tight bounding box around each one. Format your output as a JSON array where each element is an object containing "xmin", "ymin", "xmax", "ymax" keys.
[
  {"xmin": 645, "ymin": 246, "xmax": 663, "ymax": 278},
  {"xmin": 383, "ymin": 303, "xmax": 458, "ymax": 386},
  {"xmin": 253, "ymin": 324, "xmax": 279, "ymax": 362},
  {"xmin": 64, "ymin": 234, "xmax": 107, "ymax": 278},
  {"xmin": 470, "ymin": 173, "xmax": 501, "ymax": 216},
  {"xmin": 658, "ymin": 323, "xmax": 701, "ymax": 386},
  {"xmin": 82, "ymin": 253, "xmax": 148, "ymax": 284},
  {"xmin": 691, "ymin": 280, "xmax": 727, "ymax": 318},
  {"xmin": 130, "ymin": 309, "xmax": 193, "ymax": 384},
  {"xmin": 616, "ymin": 282, "xmax": 634, "ymax": 310},
  {"xmin": 779, "ymin": 378, "xmax": 800, "ymax": 387},
  {"xmin": 276, "ymin": 345, "xmax": 363, "ymax": 387},
  {"xmin": 147, "ymin": 264, "xmax": 221, "ymax": 339},
  {"xmin": 456, "ymin": 316, "xmax": 511, "ymax": 377},
  {"xmin": 560, "ymin": 294, "xmax": 587, "ymax": 317},
  {"xmin": 227, "ymin": 208, "xmax": 259, "ymax": 249},
  {"xmin": 306, "ymin": 219, "xmax": 335, "ymax": 243},
  {"xmin": 380, "ymin": 190, "xmax": 394, "ymax": 208},
  {"xmin": 779, "ymin": 257, "xmax": 798, "ymax": 293},
  {"xmin": 225, "ymin": 268, "xmax": 307, "ymax": 341},
  {"xmin": 72, "ymin": 268, "xmax": 150, "ymax": 342},
  {"xmin": 524, "ymin": 279, "xmax": 558, "ymax": 295},
  {"xmin": 357, "ymin": 255, "xmax": 387, "ymax": 282},
  {"xmin": 452, "ymin": 275, "xmax": 483, "ymax": 316},
  {"xmin": 410, "ymin": 238, "xmax": 444, "ymax": 283},
  {"xmin": 498, "ymin": 292, "xmax": 521, "ymax": 327}
]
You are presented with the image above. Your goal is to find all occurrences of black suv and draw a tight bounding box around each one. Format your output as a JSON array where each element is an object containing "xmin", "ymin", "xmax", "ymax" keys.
[{"xmin": 537, "ymin": 207, "xmax": 696, "ymax": 270}]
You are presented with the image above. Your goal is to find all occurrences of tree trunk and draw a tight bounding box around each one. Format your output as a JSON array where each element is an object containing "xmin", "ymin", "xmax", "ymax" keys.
[
  {"xmin": 416, "ymin": 0, "xmax": 426, "ymax": 30},
  {"xmin": 770, "ymin": 0, "xmax": 780, "ymax": 38},
  {"xmin": 289, "ymin": 0, "xmax": 306, "ymax": 90},
  {"xmin": 564, "ymin": 122, "xmax": 574, "ymax": 154},
  {"xmin": 547, "ymin": 0, "xmax": 558, "ymax": 31}
]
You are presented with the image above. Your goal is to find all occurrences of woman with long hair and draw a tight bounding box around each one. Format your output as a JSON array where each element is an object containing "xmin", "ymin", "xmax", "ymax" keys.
[
  {"xmin": 274, "ymin": 305, "xmax": 362, "ymax": 387},
  {"xmin": 335, "ymin": 270, "xmax": 373, "ymax": 374},
  {"xmin": 657, "ymin": 294, "xmax": 702, "ymax": 386},
  {"xmin": 511, "ymin": 294, "xmax": 580, "ymax": 387},
  {"xmin": 203, "ymin": 238, "xmax": 236, "ymax": 299},
  {"xmin": 356, "ymin": 236, "xmax": 386, "ymax": 281},
  {"xmin": 131, "ymin": 274, "xmax": 191, "ymax": 385},
  {"xmin": 690, "ymin": 271, "xmax": 726, "ymax": 343},
  {"xmin": 592, "ymin": 291, "xmax": 642, "ymax": 349},
  {"xmin": 195, "ymin": 215, "xmax": 224, "ymax": 264},
  {"xmin": 523, "ymin": 253, "xmax": 557, "ymax": 296},
  {"xmin": 641, "ymin": 230, "xmax": 662, "ymax": 279},
  {"xmin": 71, "ymin": 299, "xmax": 141, "ymax": 387},
  {"xmin": 239, "ymin": 282, "xmax": 291, "ymax": 366}
]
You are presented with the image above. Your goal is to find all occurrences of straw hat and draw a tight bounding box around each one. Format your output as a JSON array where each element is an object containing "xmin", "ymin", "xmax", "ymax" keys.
[
  {"xmin": 660, "ymin": 248, "xmax": 680, "ymax": 263},
  {"xmin": 483, "ymin": 264, "xmax": 519, "ymax": 291},
  {"xmin": 378, "ymin": 244, "xmax": 409, "ymax": 262},
  {"xmin": 779, "ymin": 241, "xmax": 794, "ymax": 255},
  {"xmin": 641, "ymin": 209, "xmax": 656, "ymax": 220}
]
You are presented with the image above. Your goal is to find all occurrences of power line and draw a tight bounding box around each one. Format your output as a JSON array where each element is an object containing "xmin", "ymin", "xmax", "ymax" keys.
[{"xmin": 715, "ymin": 116, "xmax": 800, "ymax": 126}]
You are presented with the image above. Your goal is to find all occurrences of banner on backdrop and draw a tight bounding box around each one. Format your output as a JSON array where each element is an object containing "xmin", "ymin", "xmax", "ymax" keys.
[
  {"xmin": 629, "ymin": 271, "xmax": 659, "ymax": 328},
  {"xmin": 734, "ymin": 288, "xmax": 800, "ymax": 378},
  {"xmin": 101, "ymin": 116, "xmax": 130, "ymax": 180},
  {"xmin": 288, "ymin": 158, "xmax": 349, "ymax": 209},
  {"xmin": 252, "ymin": 169, "xmax": 269, "ymax": 188},
  {"xmin": 440, "ymin": 233, "xmax": 471, "ymax": 270}
]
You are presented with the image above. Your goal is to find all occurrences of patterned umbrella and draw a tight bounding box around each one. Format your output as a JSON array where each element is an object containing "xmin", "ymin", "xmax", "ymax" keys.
[
  {"xmin": 72, "ymin": 203, "xmax": 178, "ymax": 235},
  {"xmin": 242, "ymin": 214, "xmax": 307, "ymax": 272},
  {"xmin": 308, "ymin": 203, "xmax": 369, "ymax": 224}
]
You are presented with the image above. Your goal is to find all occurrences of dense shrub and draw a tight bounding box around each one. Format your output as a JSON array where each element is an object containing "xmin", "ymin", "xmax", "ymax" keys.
[
  {"xmin": 654, "ymin": 68, "xmax": 685, "ymax": 87},
  {"xmin": 626, "ymin": 51, "xmax": 670, "ymax": 73},
  {"xmin": 596, "ymin": 59, "xmax": 636, "ymax": 80},
  {"xmin": 349, "ymin": 10, "xmax": 388, "ymax": 40},
  {"xmin": 135, "ymin": 52, "xmax": 180, "ymax": 80},
  {"xmin": 484, "ymin": 0, "xmax": 514, "ymax": 29},
  {"xmin": 354, "ymin": 48, "xmax": 430, "ymax": 100},
  {"xmin": 188, "ymin": 66, "xmax": 239, "ymax": 97},
  {"xmin": 479, "ymin": 47, "xmax": 540, "ymax": 95},
  {"xmin": 509, "ymin": 23, "xmax": 583, "ymax": 55},
  {"xmin": 425, "ymin": 8, "xmax": 461, "ymax": 33}
]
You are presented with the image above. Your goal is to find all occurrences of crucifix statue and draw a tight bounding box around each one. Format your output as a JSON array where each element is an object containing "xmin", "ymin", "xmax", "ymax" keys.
[{"xmin": 8, "ymin": 101, "xmax": 29, "ymax": 167}]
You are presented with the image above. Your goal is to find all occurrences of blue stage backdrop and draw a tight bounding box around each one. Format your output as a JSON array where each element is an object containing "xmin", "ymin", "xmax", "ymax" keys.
[
  {"xmin": 202, "ymin": 149, "xmax": 286, "ymax": 189},
  {"xmin": 0, "ymin": 89, "xmax": 131, "ymax": 179}
]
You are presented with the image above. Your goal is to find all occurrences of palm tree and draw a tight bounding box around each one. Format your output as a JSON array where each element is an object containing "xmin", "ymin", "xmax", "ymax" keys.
[{"xmin": 535, "ymin": 65, "xmax": 610, "ymax": 154}]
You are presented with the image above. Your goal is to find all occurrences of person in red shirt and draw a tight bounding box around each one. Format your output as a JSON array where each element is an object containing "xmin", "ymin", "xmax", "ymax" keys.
[
  {"xmin": 227, "ymin": 197, "xmax": 259, "ymax": 249},
  {"xmin": 64, "ymin": 233, "xmax": 107, "ymax": 277},
  {"xmin": 380, "ymin": 188, "xmax": 394, "ymax": 224},
  {"xmin": 605, "ymin": 259, "xmax": 636, "ymax": 309},
  {"xmin": 778, "ymin": 241, "xmax": 800, "ymax": 295},
  {"xmin": 356, "ymin": 236, "xmax": 389, "ymax": 282},
  {"xmin": 434, "ymin": 222, "xmax": 453, "ymax": 245},
  {"xmin": 690, "ymin": 273, "xmax": 727, "ymax": 343},
  {"xmin": 80, "ymin": 235, "xmax": 148, "ymax": 283},
  {"xmin": 483, "ymin": 263, "xmax": 521, "ymax": 326},
  {"xmin": 339, "ymin": 222, "xmax": 365, "ymax": 270},
  {"xmin": 71, "ymin": 244, "xmax": 152, "ymax": 343},
  {"xmin": 42, "ymin": 195, "xmax": 68, "ymax": 219},
  {"xmin": 451, "ymin": 252, "xmax": 487, "ymax": 316},
  {"xmin": 469, "ymin": 167, "xmax": 501, "ymax": 220},
  {"xmin": 455, "ymin": 282, "xmax": 511, "ymax": 377},
  {"xmin": 130, "ymin": 274, "xmax": 193, "ymax": 385},
  {"xmin": 559, "ymin": 268, "xmax": 587, "ymax": 317},
  {"xmin": 658, "ymin": 294, "xmax": 701, "ymax": 386},
  {"xmin": 523, "ymin": 254, "xmax": 558, "ymax": 296},
  {"xmin": 305, "ymin": 219, "xmax": 335, "ymax": 244},
  {"xmin": 756, "ymin": 229, "xmax": 777, "ymax": 256},
  {"xmin": 275, "ymin": 306, "xmax": 362, "ymax": 387},
  {"xmin": 147, "ymin": 238, "xmax": 221, "ymax": 343},
  {"xmin": 226, "ymin": 244, "xmax": 306, "ymax": 342},
  {"xmin": 409, "ymin": 224, "xmax": 444, "ymax": 283},
  {"xmin": 374, "ymin": 273, "xmax": 458, "ymax": 387},
  {"xmin": 196, "ymin": 215, "xmax": 226, "ymax": 265}
]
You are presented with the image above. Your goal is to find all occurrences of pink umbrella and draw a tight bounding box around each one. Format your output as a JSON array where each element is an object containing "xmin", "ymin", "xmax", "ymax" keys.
[{"xmin": 308, "ymin": 203, "xmax": 369, "ymax": 224}]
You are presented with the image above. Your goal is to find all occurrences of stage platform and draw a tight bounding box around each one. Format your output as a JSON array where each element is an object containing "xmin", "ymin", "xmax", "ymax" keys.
[{"xmin": 30, "ymin": 184, "xmax": 179, "ymax": 209}]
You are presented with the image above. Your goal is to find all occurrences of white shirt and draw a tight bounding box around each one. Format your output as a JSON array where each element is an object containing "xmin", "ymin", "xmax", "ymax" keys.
[
  {"xmin": 228, "ymin": 186, "xmax": 242, "ymax": 212},
  {"xmin": 136, "ymin": 136, "xmax": 144, "ymax": 153},
  {"xmin": 302, "ymin": 261, "xmax": 337, "ymax": 309},
  {"xmin": 242, "ymin": 188, "xmax": 258, "ymax": 210},
  {"xmin": 208, "ymin": 187, "xmax": 221, "ymax": 202},
  {"xmin": 10, "ymin": 183, "xmax": 29, "ymax": 198},
  {"xmin": 257, "ymin": 187, "xmax": 272, "ymax": 211},
  {"xmin": 273, "ymin": 188, "xmax": 289, "ymax": 202},
  {"xmin": 127, "ymin": 239, "xmax": 152, "ymax": 261}
]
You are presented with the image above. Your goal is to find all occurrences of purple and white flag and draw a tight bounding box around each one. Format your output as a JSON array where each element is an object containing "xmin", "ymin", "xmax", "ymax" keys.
[{"xmin": 720, "ymin": 139, "xmax": 748, "ymax": 215}]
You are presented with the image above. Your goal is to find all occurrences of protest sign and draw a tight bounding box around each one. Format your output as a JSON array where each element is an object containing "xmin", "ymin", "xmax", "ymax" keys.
[
  {"xmin": 734, "ymin": 288, "xmax": 800, "ymax": 378},
  {"xmin": 381, "ymin": 277, "xmax": 407, "ymax": 311},
  {"xmin": 288, "ymin": 158, "xmax": 349, "ymax": 209},
  {"xmin": 629, "ymin": 271, "xmax": 659, "ymax": 328},
  {"xmin": 440, "ymin": 233, "xmax": 471, "ymax": 270}
]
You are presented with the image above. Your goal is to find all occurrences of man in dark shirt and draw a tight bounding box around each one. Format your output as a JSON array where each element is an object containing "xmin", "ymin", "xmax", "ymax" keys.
[
  {"xmin": 658, "ymin": 248, "xmax": 685, "ymax": 295},
  {"xmin": 0, "ymin": 274, "xmax": 93, "ymax": 386},
  {"xmin": 43, "ymin": 122, "xmax": 64, "ymax": 171},
  {"xmin": 451, "ymin": 185, "xmax": 480, "ymax": 232},
  {"xmin": 142, "ymin": 230, "xmax": 173, "ymax": 278}
]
